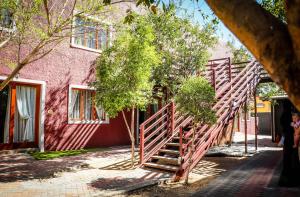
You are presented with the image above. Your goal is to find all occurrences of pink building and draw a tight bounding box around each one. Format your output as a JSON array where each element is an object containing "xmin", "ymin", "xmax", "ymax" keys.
[{"xmin": 0, "ymin": 3, "xmax": 143, "ymax": 151}]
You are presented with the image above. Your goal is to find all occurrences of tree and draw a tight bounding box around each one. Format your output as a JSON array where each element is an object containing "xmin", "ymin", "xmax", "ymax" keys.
[
  {"xmin": 257, "ymin": 82, "xmax": 283, "ymax": 101},
  {"xmin": 202, "ymin": 0, "xmax": 300, "ymax": 186},
  {"xmin": 175, "ymin": 76, "xmax": 216, "ymax": 184},
  {"xmin": 0, "ymin": 0, "xmax": 140, "ymax": 91},
  {"xmin": 226, "ymin": 40, "xmax": 251, "ymax": 63},
  {"xmin": 94, "ymin": 15, "xmax": 161, "ymax": 166},
  {"xmin": 149, "ymin": 7, "xmax": 217, "ymax": 98},
  {"xmin": 205, "ymin": 0, "xmax": 300, "ymax": 113}
]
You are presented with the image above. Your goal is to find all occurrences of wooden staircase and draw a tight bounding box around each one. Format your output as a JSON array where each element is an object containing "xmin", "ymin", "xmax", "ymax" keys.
[{"xmin": 139, "ymin": 58, "xmax": 263, "ymax": 180}]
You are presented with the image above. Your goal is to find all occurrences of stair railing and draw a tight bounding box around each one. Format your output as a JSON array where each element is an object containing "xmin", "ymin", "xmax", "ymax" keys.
[{"xmin": 177, "ymin": 61, "xmax": 262, "ymax": 178}]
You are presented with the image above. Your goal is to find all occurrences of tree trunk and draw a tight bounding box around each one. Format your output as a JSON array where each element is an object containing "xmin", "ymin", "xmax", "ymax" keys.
[
  {"xmin": 185, "ymin": 123, "xmax": 196, "ymax": 184},
  {"xmin": 205, "ymin": 0, "xmax": 300, "ymax": 112},
  {"xmin": 279, "ymin": 103, "xmax": 300, "ymax": 186},
  {"xmin": 121, "ymin": 109, "xmax": 135, "ymax": 167},
  {"xmin": 130, "ymin": 106, "xmax": 135, "ymax": 167}
]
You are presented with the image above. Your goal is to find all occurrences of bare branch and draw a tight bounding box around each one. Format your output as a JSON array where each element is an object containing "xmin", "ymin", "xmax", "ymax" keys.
[
  {"xmin": 0, "ymin": 36, "xmax": 12, "ymax": 48},
  {"xmin": 43, "ymin": 0, "xmax": 51, "ymax": 30}
]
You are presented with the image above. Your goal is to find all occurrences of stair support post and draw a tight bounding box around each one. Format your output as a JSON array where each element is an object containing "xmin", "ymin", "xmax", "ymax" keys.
[
  {"xmin": 140, "ymin": 125, "xmax": 145, "ymax": 164},
  {"xmin": 170, "ymin": 101, "xmax": 175, "ymax": 135},
  {"xmin": 254, "ymin": 84, "xmax": 258, "ymax": 151},
  {"xmin": 228, "ymin": 57, "xmax": 232, "ymax": 83},
  {"xmin": 244, "ymin": 99, "xmax": 248, "ymax": 154},
  {"xmin": 179, "ymin": 126, "xmax": 183, "ymax": 157},
  {"xmin": 212, "ymin": 69, "xmax": 216, "ymax": 92}
]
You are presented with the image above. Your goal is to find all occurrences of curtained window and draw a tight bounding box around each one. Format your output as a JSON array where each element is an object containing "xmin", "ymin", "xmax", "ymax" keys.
[
  {"xmin": 14, "ymin": 86, "xmax": 36, "ymax": 142},
  {"xmin": 69, "ymin": 88, "xmax": 108, "ymax": 123},
  {"xmin": 73, "ymin": 16, "xmax": 110, "ymax": 51}
]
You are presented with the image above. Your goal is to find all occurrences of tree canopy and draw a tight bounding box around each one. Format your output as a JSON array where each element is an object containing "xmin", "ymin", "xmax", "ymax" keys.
[
  {"xmin": 175, "ymin": 76, "xmax": 216, "ymax": 125},
  {"xmin": 94, "ymin": 15, "xmax": 160, "ymax": 118},
  {"xmin": 149, "ymin": 7, "xmax": 217, "ymax": 98}
]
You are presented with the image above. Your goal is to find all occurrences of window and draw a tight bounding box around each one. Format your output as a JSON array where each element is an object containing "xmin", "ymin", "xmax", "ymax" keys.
[
  {"xmin": 0, "ymin": 8, "xmax": 15, "ymax": 31},
  {"xmin": 69, "ymin": 87, "xmax": 108, "ymax": 124},
  {"xmin": 257, "ymin": 103, "xmax": 265, "ymax": 108},
  {"xmin": 72, "ymin": 16, "xmax": 110, "ymax": 51}
]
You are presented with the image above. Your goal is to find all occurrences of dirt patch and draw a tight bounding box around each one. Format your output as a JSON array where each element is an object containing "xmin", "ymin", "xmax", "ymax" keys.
[{"xmin": 127, "ymin": 156, "xmax": 249, "ymax": 197}]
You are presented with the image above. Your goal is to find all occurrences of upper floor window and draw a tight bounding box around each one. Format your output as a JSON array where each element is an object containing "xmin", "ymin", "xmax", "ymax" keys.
[
  {"xmin": 68, "ymin": 87, "xmax": 109, "ymax": 124},
  {"xmin": 0, "ymin": 9, "xmax": 15, "ymax": 31},
  {"xmin": 72, "ymin": 16, "xmax": 110, "ymax": 52}
]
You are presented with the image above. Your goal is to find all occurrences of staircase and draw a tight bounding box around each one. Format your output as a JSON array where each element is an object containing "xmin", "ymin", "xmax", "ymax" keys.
[{"xmin": 139, "ymin": 58, "xmax": 264, "ymax": 180}]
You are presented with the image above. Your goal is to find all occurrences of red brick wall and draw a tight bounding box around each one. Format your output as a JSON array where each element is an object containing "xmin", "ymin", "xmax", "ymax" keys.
[
  {"xmin": 1, "ymin": 41, "xmax": 131, "ymax": 150},
  {"xmin": 239, "ymin": 117, "xmax": 258, "ymax": 135}
]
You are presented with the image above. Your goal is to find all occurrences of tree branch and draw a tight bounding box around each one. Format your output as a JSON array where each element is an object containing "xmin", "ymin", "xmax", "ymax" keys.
[
  {"xmin": 286, "ymin": 0, "xmax": 300, "ymax": 61},
  {"xmin": 0, "ymin": 36, "xmax": 11, "ymax": 49},
  {"xmin": 43, "ymin": 0, "xmax": 51, "ymax": 31},
  {"xmin": 122, "ymin": 110, "xmax": 134, "ymax": 141}
]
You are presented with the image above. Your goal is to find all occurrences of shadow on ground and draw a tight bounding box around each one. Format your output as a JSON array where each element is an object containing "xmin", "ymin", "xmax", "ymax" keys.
[
  {"xmin": 99, "ymin": 155, "xmax": 139, "ymax": 170},
  {"xmin": 0, "ymin": 147, "xmax": 131, "ymax": 182}
]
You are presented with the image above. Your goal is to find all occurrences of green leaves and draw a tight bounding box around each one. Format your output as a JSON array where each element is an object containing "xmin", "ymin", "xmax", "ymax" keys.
[
  {"xmin": 149, "ymin": 8, "xmax": 217, "ymax": 98},
  {"xmin": 261, "ymin": 0, "xmax": 285, "ymax": 22},
  {"xmin": 175, "ymin": 77, "xmax": 216, "ymax": 125},
  {"xmin": 94, "ymin": 16, "xmax": 161, "ymax": 118}
]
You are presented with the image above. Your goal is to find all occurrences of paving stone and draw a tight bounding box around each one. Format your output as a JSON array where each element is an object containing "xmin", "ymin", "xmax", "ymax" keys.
[{"xmin": 0, "ymin": 146, "xmax": 172, "ymax": 197}]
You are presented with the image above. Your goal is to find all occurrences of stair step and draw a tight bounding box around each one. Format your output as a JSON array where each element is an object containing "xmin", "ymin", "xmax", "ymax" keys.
[
  {"xmin": 173, "ymin": 136, "xmax": 192, "ymax": 140},
  {"xmin": 166, "ymin": 143, "xmax": 180, "ymax": 147},
  {"xmin": 159, "ymin": 149, "xmax": 180, "ymax": 155},
  {"xmin": 144, "ymin": 162, "xmax": 179, "ymax": 172},
  {"xmin": 151, "ymin": 155, "xmax": 181, "ymax": 165}
]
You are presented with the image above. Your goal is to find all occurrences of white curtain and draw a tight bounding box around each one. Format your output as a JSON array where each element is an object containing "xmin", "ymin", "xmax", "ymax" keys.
[
  {"xmin": 85, "ymin": 91, "xmax": 92, "ymax": 120},
  {"xmin": 3, "ymin": 86, "xmax": 11, "ymax": 143},
  {"xmin": 14, "ymin": 86, "xmax": 36, "ymax": 142},
  {"xmin": 96, "ymin": 106, "xmax": 106, "ymax": 121},
  {"xmin": 70, "ymin": 90, "xmax": 79, "ymax": 119}
]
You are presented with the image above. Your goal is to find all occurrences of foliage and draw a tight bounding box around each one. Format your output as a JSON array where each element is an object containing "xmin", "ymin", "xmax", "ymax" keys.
[
  {"xmin": 175, "ymin": 77, "xmax": 216, "ymax": 124},
  {"xmin": 0, "ymin": 0, "xmax": 141, "ymax": 91},
  {"xmin": 29, "ymin": 149, "xmax": 88, "ymax": 160},
  {"xmin": 94, "ymin": 15, "xmax": 160, "ymax": 118},
  {"xmin": 257, "ymin": 82, "xmax": 285, "ymax": 101},
  {"xmin": 260, "ymin": 0, "xmax": 286, "ymax": 22},
  {"xmin": 149, "ymin": 8, "xmax": 217, "ymax": 97},
  {"xmin": 226, "ymin": 40, "xmax": 251, "ymax": 63},
  {"xmin": 29, "ymin": 147, "xmax": 111, "ymax": 160}
]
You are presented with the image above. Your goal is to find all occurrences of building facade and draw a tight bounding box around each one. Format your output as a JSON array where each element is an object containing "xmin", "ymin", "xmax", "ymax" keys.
[{"xmin": 0, "ymin": 2, "xmax": 143, "ymax": 151}]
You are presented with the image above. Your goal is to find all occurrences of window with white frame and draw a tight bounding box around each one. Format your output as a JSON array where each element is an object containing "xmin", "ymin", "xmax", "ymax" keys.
[
  {"xmin": 0, "ymin": 8, "xmax": 16, "ymax": 32},
  {"xmin": 69, "ymin": 87, "xmax": 108, "ymax": 124},
  {"xmin": 72, "ymin": 16, "xmax": 110, "ymax": 51}
]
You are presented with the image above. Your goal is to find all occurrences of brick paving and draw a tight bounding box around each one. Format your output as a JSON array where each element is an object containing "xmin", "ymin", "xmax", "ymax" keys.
[
  {"xmin": 192, "ymin": 147, "xmax": 300, "ymax": 197},
  {"xmin": 0, "ymin": 147, "xmax": 172, "ymax": 197}
]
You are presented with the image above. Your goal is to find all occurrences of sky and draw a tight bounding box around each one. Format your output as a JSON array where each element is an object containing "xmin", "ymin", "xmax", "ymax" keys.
[{"xmin": 174, "ymin": 1, "xmax": 242, "ymax": 47}]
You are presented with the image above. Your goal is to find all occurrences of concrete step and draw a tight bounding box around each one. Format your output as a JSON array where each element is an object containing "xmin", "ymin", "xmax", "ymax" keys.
[
  {"xmin": 159, "ymin": 149, "xmax": 180, "ymax": 155},
  {"xmin": 173, "ymin": 136, "xmax": 192, "ymax": 141},
  {"xmin": 166, "ymin": 143, "xmax": 180, "ymax": 147},
  {"xmin": 151, "ymin": 155, "xmax": 181, "ymax": 165},
  {"xmin": 144, "ymin": 162, "xmax": 179, "ymax": 172}
]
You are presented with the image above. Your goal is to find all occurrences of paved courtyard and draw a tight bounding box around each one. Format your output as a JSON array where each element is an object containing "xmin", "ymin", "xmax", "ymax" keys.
[
  {"xmin": 0, "ymin": 147, "xmax": 171, "ymax": 197},
  {"xmin": 1, "ymin": 133, "xmax": 299, "ymax": 197}
]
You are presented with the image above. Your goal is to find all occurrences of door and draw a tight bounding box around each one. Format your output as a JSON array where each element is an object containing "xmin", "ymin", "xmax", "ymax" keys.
[
  {"xmin": 0, "ymin": 83, "xmax": 40, "ymax": 149},
  {"xmin": 0, "ymin": 86, "xmax": 9, "ymax": 143}
]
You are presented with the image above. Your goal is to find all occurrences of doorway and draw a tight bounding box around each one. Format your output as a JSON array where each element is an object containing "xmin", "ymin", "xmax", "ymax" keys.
[
  {"xmin": 0, "ymin": 86, "xmax": 9, "ymax": 143},
  {"xmin": 0, "ymin": 83, "xmax": 40, "ymax": 149}
]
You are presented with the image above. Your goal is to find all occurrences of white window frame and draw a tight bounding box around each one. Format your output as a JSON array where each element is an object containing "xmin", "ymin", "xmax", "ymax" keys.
[
  {"xmin": 68, "ymin": 84, "xmax": 109, "ymax": 124},
  {"xmin": 70, "ymin": 13, "xmax": 112, "ymax": 53},
  {"xmin": 0, "ymin": 8, "xmax": 17, "ymax": 33}
]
